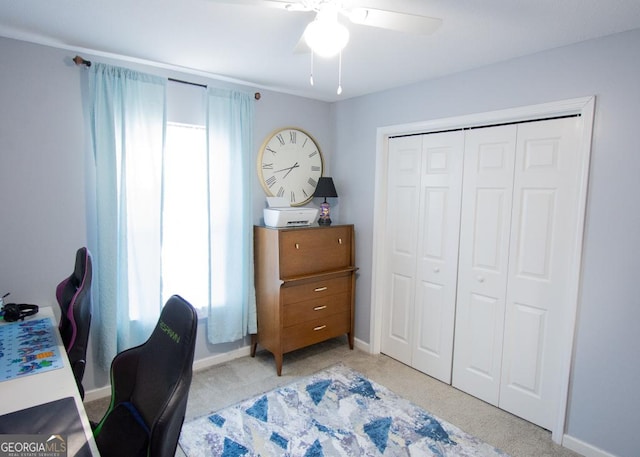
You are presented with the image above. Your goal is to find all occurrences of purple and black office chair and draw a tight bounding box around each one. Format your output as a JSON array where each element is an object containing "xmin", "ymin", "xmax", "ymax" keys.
[
  {"xmin": 56, "ymin": 246, "xmax": 93, "ymax": 399},
  {"xmin": 93, "ymin": 295, "xmax": 198, "ymax": 457}
]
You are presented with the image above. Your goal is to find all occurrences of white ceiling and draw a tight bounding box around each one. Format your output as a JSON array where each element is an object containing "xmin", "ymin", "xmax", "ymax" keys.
[{"xmin": 2, "ymin": 0, "xmax": 640, "ymax": 102}]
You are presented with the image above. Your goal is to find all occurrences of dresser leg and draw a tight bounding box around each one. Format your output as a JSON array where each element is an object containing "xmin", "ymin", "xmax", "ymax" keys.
[
  {"xmin": 275, "ymin": 353, "xmax": 283, "ymax": 376},
  {"xmin": 250, "ymin": 334, "xmax": 257, "ymax": 357},
  {"xmin": 348, "ymin": 332, "xmax": 354, "ymax": 350}
]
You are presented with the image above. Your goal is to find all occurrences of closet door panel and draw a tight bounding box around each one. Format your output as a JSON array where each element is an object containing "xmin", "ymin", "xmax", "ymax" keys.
[
  {"xmin": 452, "ymin": 125, "xmax": 517, "ymax": 405},
  {"xmin": 500, "ymin": 117, "xmax": 581, "ymax": 429},
  {"xmin": 412, "ymin": 131, "xmax": 464, "ymax": 383},
  {"xmin": 381, "ymin": 136, "xmax": 423, "ymax": 364},
  {"xmin": 387, "ymin": 273, "xmax": 413, "ymax": 353},
  {"xmin": 414, "ymin": 280, "xmax": 445, "ymax": 361}
]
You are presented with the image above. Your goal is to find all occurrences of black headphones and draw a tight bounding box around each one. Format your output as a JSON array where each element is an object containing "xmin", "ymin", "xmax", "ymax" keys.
[{"xmin": 2, "ymin": 303, "xmax": 39, "ymax": 322}]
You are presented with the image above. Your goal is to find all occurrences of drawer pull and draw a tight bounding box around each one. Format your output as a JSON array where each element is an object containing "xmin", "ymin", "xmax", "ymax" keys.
[
  {"xmin": 295, "ymin": 243, "xmax": 299, "ymax": 249},
  {"xmin": 338, "ymin": 238, "xmax": 343, "ymax": 244},
  {"xmin": 314, "ymin": 286, "xmax": 328, "ymax": 292},
  {"xmin": 314, "ymin": 305, "xmax": 327, "ymax": 311},
  {"xmin": 313, "ymin": 325, "xmax": 327, "ymax": 331}
]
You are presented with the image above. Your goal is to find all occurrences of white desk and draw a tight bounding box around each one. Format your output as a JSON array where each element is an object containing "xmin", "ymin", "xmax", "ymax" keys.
[{"xmin": 0, "ymin": 307, "xmax": 100, "ymax": 456}]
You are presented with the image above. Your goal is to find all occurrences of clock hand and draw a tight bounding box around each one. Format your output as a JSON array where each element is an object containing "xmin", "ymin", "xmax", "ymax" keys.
[
  {"xmin": 282, "ymin": 162, "xmax": 300, "ymax": 179},
  {"xmin": 273, "ymin": 162, "xmax": 300, "ymax": 174}
]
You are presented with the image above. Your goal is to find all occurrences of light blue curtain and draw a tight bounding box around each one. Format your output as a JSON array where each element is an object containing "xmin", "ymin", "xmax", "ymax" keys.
[
  {"xmin": 89, "ymin": 63, "xmax": 167, "ymax": 369},
  {"xmin": 206, "ymin": 88, "xmax": 257, "ymax": 343}
]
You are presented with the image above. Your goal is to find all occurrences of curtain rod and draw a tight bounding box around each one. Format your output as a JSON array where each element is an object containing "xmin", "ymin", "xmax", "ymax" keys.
[{"xmin": 73, "ymin": 55, "xmax": 262, "ymax": 100}]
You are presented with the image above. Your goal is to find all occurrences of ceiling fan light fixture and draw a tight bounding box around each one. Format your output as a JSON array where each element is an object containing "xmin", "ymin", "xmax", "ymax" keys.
[{"xmin": 304, "ymin": 14, "xmax": 349, "ymax": 58}]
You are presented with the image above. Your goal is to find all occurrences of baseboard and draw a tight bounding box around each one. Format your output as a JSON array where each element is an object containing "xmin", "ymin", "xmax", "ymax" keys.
[
  {"xmin": 84, "ymin": 339, "xmax": 369, "ymax": 403},
  {"xmin": 353, "ymin": 337, "xmax": 370, "ymax": 353},
  {"xmin": 191, "ymin": 345, "xmax": 252, "ymax": 372},
  {"xmin": 83, "ymin": 345, "xmax": 253, "ymax": 402},
  {"xmin": 83, "ymin": 385, "xmax": 112, "ymax": 402},
  {"xmin": 563, "ymin": 434, "xmax": 619, "ymax": 457}
]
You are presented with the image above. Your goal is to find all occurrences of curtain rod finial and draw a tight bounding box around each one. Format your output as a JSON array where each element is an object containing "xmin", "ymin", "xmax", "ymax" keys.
[{"xmin": 73, "ymin": 55, "xmax": 91, "ymax": 67}]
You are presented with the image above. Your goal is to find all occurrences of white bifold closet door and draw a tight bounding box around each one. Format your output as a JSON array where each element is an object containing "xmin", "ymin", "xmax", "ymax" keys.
[
  {"xmin": 451, "ymin": 124, "xmax": 517, "ymax": 402},
  {"xmin": 382, "ymin": 116, "xmax": 583, "ymax": 431},
  {"xmin": 381, "ymin": 131, "xmax": 463, "ymax": 383},
  {"xmin": 453, "ymin": 117, "xmax": 582, "ymax": 430}
]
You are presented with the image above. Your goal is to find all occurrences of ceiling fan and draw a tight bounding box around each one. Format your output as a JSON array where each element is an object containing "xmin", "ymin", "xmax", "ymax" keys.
[
  {"xmin": 210, "ymin": 0, "xmax": 442, "ymax": 94},
  {"xmin": 212, "ymin": 0, "xmax": 442, "ymax": 56}
]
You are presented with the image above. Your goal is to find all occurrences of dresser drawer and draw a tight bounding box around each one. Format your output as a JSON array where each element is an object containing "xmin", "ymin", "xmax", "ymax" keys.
[
  {"xmin": 283, "ymin": 292, "xmax": 350, "ymax": 327},
  {"xmin": 279, "ymin": 226, "xmax": 352, "ymax": 277},
  {"xmin": 282, "ymin": 312, "xmax": 350, "ymax": 353},
  {"xmin": 281, "ymin": 275, "xmax": 351, "ymax": 304}
]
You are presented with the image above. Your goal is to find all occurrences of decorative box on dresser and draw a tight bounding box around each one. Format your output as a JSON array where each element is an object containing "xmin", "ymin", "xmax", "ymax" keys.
[{"xmin": 251, "ymin": 224, "xmax": 357, "ymax": 375}]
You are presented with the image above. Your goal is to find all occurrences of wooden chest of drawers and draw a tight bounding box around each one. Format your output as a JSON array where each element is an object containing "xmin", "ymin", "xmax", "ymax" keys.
[{"xmin": 251, "ymin": 224, "xmax": 357, "ymax": 375}]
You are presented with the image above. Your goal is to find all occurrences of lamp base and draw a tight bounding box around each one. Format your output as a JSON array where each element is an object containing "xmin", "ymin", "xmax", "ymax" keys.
[{"xmin": 318, "ymin": 201, "xmax": 332, "ymax": 225}]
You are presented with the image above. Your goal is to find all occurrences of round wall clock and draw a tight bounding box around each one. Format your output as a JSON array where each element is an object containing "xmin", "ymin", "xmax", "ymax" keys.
[{"xmin": 257, "ymin": 127, "xmax": 324, "ymax": 206}]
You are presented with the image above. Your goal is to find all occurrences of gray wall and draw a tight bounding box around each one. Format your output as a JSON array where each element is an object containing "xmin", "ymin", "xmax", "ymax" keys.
[
  {"xmin": 0, "ymin": 36, "xmax": 333, "ymax": 391},
  {"xmin": 2, "ymin": 26, "xmax": 639, "ymax": 456},
  {"xmin": 332, "ymin": 28, "xmax": 640, "ymax": 457}
]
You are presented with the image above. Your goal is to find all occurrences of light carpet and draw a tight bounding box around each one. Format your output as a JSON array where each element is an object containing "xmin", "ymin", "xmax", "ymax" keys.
[{"xmin": 179, "ymin": 363, "xmax": 510, "ymax": 456}]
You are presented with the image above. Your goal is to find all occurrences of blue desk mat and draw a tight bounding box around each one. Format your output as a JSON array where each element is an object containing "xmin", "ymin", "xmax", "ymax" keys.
[
  {"xmin": 0, "ymin": 396, "xmax": 93, "ymax": 457},
  {"xmin": 0, "ymin": 317, "xmax": 64, "ymax": 381}
]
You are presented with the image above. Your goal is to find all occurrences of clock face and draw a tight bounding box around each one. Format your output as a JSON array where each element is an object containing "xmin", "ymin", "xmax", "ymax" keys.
[{"xmin": 258, "ymin": 128, "xmax": 324, "ymax": 206}]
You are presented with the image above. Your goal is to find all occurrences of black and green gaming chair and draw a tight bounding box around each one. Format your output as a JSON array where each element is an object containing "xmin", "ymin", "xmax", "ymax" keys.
[{"xmin": 93, "ymin": 295, "xmax": 198, "ymax": 457}]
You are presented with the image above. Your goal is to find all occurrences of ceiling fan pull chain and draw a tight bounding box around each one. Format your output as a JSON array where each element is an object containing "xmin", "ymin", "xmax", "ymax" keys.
[
  {"xmin": 337, "ymin": 50, "xmax": 343, "ymax": 95},
  {"xmin": 310, "ymin": 51, "xmax": 315, "ymax": 86}
]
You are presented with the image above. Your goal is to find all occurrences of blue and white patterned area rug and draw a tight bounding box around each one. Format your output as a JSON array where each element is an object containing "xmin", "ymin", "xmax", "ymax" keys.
[{"xmin": 179, "ymin": 364, "xmax": 510, "ymax": 457}]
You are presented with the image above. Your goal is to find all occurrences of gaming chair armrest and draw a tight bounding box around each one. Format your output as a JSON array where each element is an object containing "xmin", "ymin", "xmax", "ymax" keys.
[{"xmin": 71, "ymin": 359, "xmax": 86, "ymax": 381}]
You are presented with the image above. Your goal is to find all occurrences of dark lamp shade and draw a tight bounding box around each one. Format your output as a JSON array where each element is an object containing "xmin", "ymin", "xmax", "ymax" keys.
[{"xmin": 314, "ymin": 177, "xmax": 338, "ymax": 198}]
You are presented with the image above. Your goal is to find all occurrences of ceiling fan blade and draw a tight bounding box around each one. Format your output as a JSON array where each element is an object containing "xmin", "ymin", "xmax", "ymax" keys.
[
  {"xmin": 347, "ymin": 7, "xmax": 442, "ymax": 35},
  {"xmin": 293, "ymin": 31, "xmax": 311, "ymax": 54}
]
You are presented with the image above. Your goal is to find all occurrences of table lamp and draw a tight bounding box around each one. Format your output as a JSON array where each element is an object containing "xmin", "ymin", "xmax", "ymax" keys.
[{"xmin": 314, "ymin": 177, "xmax": 338, "ymax": 225}]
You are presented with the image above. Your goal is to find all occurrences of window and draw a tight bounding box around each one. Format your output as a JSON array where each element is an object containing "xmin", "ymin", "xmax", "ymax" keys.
[{"xmin": 161, "ymin": 122, "xmax": 210, "ymax": 311}]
